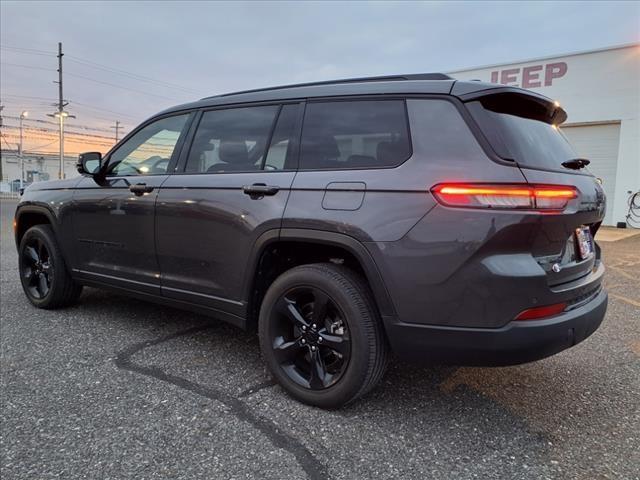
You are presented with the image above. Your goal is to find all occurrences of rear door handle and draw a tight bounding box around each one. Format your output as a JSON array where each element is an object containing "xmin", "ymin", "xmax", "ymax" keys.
[
  {"xmin": 129, "ymin": 183, "xmax": 154, "ymax": 196},
  {"xmin": 243, "ymin": 183, "xmax": 280, "ymax": 198}
]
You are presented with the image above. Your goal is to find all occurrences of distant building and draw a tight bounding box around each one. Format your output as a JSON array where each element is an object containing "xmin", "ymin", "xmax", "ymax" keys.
[
  {"xmin": 0, "ymin": 149, "xmax": 78, "ymax": 190},
  {"xmin": 449, "ymin": 43, "xmax": 640, "ymax": 226}
]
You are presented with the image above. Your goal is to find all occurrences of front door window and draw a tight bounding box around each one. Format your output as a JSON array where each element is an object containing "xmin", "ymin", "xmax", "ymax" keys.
[{"xmin": 108, "ymin": 114, "xmax": 189, "ymax": 176}]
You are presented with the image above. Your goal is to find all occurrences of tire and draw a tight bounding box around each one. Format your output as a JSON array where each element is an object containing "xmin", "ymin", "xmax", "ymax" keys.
[
  {"xmin": 18, "ymin": 225, "xmax": 83, "ymax": 309},
  {"xmin": 259, "ymin": 263, "xmax": 388, "ymax": 408}
]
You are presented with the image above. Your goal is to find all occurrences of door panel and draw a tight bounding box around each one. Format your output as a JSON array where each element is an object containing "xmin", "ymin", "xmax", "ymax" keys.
[
  {"xmin": 72, "ymin": 175, "xmax": 168, "ymax": 293},
  {"xmin": 155, "ymin": 171, "xmax": 296, "ymax": 311},
  {"xmin": 69, "ymin": 113, "xmax": 192, "ymax": 293}
]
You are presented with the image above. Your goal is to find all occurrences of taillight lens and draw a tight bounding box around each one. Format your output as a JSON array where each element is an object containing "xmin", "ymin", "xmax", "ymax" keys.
[{"xmin": 431, "ymin": 183, "xmax": 577, "ymax": 210}]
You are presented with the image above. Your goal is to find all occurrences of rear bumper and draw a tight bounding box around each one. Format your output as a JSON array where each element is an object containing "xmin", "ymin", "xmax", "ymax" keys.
[{"xmin": 384, "ymin": 288, "xmax": 607, "ymax": 366}]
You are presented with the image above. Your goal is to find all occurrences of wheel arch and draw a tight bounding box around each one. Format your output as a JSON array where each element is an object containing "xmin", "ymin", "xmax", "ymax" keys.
[
  {"xmin": 14, "ymin": 205, "xmax": 59, "ymax": 248},
  {"xmin": 242, "ymin": 228, "xmax": 396, "ymax": 328}
]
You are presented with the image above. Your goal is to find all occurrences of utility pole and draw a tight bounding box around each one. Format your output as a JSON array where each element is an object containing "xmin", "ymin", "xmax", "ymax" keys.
[
  {"xmin": 19, "ymin": 111, "xmax": 28, "ymax": 189},
  {"xmin": 111, "ymin": 120, "xmax": 121, "ymax": 142},
  {"xmin": 48, "ymin": 42, "xmax": 75, "ymax": 180}
]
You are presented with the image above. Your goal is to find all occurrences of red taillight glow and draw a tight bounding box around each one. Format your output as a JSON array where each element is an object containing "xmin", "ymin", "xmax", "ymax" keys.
[
  {"xmin": 514, "ymin": 302, "xmax": 567, "ymax": 321},
  {"xmin": 431, "ymin": 183, "xmax": 577, "ymax": 210}
]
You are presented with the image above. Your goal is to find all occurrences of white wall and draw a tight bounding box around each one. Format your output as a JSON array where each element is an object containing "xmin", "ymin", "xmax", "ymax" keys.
[{"xmin": 450, "ymin": 44, "xmax": 640, "ymax": 226}]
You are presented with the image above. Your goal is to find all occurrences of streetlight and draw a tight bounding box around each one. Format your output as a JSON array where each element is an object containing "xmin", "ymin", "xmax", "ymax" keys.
[
  {"xmin": 19, "ymin": 111, "xmax": 28, "ymax": 189},
  {"xmin": 47, "ymin": 110, "xmax": 74, "ymax": 179}
]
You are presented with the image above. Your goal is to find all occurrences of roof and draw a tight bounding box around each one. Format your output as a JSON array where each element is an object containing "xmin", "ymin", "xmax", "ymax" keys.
[
  {"xmin": 158, "ymin": 73, "xmax": 556, "ymax": 116},
  {"xmin": 160, "ymin": 74, "xmax": 457, "ymax": 115}
]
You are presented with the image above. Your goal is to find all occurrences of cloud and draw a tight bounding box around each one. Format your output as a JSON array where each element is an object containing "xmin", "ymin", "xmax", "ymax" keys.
[{"xmin": 1, "ymin": 0, "xmax": 638, "ymax": 133}]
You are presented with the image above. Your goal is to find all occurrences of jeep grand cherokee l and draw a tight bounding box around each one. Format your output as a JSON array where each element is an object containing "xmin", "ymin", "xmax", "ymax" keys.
[{"xmin": 14, "ymin": 74, "xmax": 607, "ymax": 408}]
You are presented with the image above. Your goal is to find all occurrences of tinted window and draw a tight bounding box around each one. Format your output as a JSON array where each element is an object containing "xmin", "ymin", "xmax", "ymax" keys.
[
  {"xmin": 467, "ymin": 96, "xmax": 578, "ymax": 172},
  {"xmin": 264, "ymin": 104, "xmax": 299, "ymax": 170},
  {"xmin": 300, "ymin": 100, "xmax": 411, "ymax": 170},
  {"xmin": 109, "ymin": 114, "xmax": 189, "ymax": 176},
  {"xmin": 185, "ymin": 105, "xmax": 279, "ymax": 173}
]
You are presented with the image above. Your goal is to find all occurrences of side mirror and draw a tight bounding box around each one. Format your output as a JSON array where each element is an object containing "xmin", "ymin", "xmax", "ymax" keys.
[{"xmin": 77, "ymin": 152, "xmax": 103, "ymax": 176}]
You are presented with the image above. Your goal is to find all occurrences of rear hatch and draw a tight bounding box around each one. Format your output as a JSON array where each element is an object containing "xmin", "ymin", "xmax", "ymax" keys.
[{"xmin": 466, "ymin": 91, "xmax": 606, "ymax": 286}]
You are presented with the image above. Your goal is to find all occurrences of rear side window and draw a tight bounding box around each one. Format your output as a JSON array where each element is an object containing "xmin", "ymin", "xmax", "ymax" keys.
[
  {"xmin": 185, "ymin": 105, "xmax": 279, "ymax": 173},
  {"xmin": 467, "ymin": 94, "xmax": 578, "ymax": 172},
  {"xmin": 300, "ymin": 100, "xmax": 411, "ymax": 170}
]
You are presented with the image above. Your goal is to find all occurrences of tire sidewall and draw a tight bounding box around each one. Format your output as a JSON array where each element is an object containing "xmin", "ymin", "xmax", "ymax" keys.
[{"xmin": 259, "ymin": 265, "xmax": 376, "ymax": 408}]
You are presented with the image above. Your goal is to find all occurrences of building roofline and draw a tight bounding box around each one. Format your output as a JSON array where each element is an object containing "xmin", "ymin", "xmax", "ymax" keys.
[{"xmin": 447, "ymin": 42, "xmax": 640, "ymax": 74}]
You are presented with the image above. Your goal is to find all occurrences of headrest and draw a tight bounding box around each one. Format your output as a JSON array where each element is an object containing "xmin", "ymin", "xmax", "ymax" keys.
[
  {"xmin": 219, "ymin": 140, "xmax": 249, "ymax": 164},
  {"xmin": 307, "ymin": 135, "xmax": 340, "ymax": 159},
  {"xmin": 377, "ymin": 141, "xmax": 398, "ymax": 164}
]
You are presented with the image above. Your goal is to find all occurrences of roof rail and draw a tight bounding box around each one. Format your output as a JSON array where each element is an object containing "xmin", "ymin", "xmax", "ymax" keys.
[{"xmin": 201, "ymin": 73, "xmax": 454, "ymax": 100}]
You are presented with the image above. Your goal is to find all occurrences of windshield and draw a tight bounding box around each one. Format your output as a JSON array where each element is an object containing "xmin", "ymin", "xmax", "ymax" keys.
[{"xmin": 467, "ymin": 96, "xmax": 579, "ymax": 172}]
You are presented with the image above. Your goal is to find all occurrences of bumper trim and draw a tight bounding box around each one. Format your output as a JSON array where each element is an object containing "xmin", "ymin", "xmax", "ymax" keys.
[{"xmin": 383, "ymin": 289, "xmax": 608, "ymax": 366}]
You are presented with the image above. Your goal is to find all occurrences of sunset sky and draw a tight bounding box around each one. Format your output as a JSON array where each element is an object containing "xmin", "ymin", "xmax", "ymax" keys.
[{"xmin": 1, "ymin": 0, "xmax": 639, "ymax": 156}]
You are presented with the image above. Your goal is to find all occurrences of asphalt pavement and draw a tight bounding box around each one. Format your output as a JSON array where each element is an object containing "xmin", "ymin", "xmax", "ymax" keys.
[{"xmin": 1, "ymin": 198, "xmax": 638, "ymax": 480}]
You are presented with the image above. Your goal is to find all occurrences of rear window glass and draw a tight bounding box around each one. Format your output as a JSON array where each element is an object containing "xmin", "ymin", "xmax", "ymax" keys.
[
  {"xmin": 300, "ymin": 100, "xmax": 411, "ymax": 170},
  {"xmin": 467, "ymin": 95, "xmax": 578, "ymax": 172}
]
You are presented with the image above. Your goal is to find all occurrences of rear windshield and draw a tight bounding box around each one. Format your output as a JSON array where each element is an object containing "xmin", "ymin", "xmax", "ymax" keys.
[{"xmin": 467, "ymin": 94, "xmax": 578, "ymax": 172}]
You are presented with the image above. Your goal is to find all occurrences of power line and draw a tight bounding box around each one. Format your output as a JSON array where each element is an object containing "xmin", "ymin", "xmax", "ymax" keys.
[
  {"xmin": 65, "ymin": 55, "xmax": 206, "ymax": 96},
  {"xmin": 0, "ymin": 45, "xmax": 54, "ymax": 57},
  {"xmin": 0, "ymin": 62, "xmax": 57, "ymax": 72},
  {"xmin": 64, "ymin": 71, "xmax": 185, "ymax": 102},
  {"xmin": 1, "ymin": 43, "xmax": 205, "ymax": 96}
]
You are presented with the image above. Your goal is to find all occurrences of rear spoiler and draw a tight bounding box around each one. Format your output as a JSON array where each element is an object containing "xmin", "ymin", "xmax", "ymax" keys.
[{"xmin": 451, "ymin": 83, "xmax": 567, "ymax": 125}]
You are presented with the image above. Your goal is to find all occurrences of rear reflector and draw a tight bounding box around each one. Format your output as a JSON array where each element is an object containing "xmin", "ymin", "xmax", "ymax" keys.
[
  {"xmin": 431, "ymin": 183, "xmax": 577, "ymax": 210},
  {"xmin": 514, "ymin": 302, "xmax": 567, "ymax": 320}
]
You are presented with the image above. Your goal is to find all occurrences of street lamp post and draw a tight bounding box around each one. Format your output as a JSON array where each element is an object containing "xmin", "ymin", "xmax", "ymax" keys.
[
  {"xmin": 19, "ymin": 111, "xmax": 28, "ymax": 189},
  {"xmin": 47, "ymin": 110, "xmax": 74, "ymax": 179}
]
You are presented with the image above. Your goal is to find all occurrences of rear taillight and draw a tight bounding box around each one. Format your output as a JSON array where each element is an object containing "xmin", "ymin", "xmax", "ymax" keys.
[
  {"xmin": 431, "ymin": 183, "xmax": 577, "ymax": 210},
  {"xmin": 514, "ymin": 302, "xmax": 567, "ymax": 320}
]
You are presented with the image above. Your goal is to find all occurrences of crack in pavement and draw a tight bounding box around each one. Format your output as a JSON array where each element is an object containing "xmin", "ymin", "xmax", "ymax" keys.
[{"xmin": 114, "ymin": 325, "xmax": 328, "ymax": 480}]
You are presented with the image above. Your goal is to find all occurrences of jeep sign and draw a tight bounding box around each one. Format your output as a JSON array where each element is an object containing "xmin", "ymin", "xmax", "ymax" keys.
[{"xmin": 490, "ymin": 62, "xmax": 568, "ymax": 88}]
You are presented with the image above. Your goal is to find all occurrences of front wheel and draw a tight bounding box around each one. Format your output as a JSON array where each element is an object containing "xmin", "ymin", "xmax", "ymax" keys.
[
  {"xmin": 18, "ymin": 225, "xmax": 83, "ymax": 309},
  {"xmin": 259, "ymin": 263, "xmax": 388, "ymax": 408}
]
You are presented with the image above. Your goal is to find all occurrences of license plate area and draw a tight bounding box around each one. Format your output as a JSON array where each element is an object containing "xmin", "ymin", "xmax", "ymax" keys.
[{"xmin": 575, "ymin": 226, "xmax": 594, "ymax": 260}]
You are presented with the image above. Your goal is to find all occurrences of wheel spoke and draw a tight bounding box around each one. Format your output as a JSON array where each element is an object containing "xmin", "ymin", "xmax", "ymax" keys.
[
  {"xmin": 23, "ymin": 267, "xmax": 36, "ymax": 284},
  {"xmin": 37, "ymin": 273, "xmax": 49, "ymax": 297},
  {"xmin": 37, "ymin": 239, "xmax": 48, "ymax": 261},
  {"xmin": 319, "ymin": 332, "xmax": 349, "ymax": 356},
  {"xmin": 277, "ymin": 297, "xmax": 310, "ymax": 328},
  {"xmin": 308, "ymin": 348, "xmax": 329, "ymax": 389},
  {"xmin": 273, "ymin": 337, "xmax": 302, "ymax": 363},
  {"xmin": 311, "ymin": 288, "xmax": 330, "ymax": 325},
  {"xmin": 24, "ymin": 246, "xmax": 39, "ymax": 265}
]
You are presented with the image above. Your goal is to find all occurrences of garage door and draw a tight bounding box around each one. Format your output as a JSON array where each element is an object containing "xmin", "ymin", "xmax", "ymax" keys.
[{"xmin": 561, "ymin": 123, "xmax": 620, "ymax": 225}]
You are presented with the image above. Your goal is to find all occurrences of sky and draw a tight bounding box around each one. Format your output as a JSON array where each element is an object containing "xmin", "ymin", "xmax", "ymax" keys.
[{"xmin": 1, "ymin": 0, "xmax": 639, "ymax": 155}]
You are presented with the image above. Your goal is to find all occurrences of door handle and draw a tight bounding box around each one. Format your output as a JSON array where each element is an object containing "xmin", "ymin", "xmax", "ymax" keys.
[
  {"xmin": 243, "ymin": 183, "xmax": 280, "ymax": 198},
  {"xmin": 129, "ymin": 183, "xmax": 154, "ymax": 196}
]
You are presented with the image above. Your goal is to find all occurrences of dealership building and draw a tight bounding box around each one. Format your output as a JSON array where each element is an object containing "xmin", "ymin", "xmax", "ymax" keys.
[{"xmin": 450, "ymin": 43, "xmax": 639, "ymax": 226}]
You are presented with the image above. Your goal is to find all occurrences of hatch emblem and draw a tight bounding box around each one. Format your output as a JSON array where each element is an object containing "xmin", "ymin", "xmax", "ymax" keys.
[{"xmin": 552, "ymin": 263, "xmax": 562, "ymax": 273}]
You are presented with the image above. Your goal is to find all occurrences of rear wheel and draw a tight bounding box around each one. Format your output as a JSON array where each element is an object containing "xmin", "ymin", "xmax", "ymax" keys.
[
  {"xmin": 19, "ymin": 225, "xmax": 82, "ymax": 309},
  {"xmin": 259, "ymin": 263, "xmax": 388, "ymax": 408}
]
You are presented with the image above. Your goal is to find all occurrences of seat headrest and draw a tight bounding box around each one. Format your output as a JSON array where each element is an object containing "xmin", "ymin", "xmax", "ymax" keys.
[
  {"xmin": 219, "ymin": 140, "xmax": 249, "ymax": 165},
  {"xmin": 377, "ymin": 141, "xmax": 399, "ymax": 164}
]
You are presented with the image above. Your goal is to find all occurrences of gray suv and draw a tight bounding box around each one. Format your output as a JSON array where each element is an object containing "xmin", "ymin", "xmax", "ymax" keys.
[{"xmin": 14, "ymin": 74, "xmax": 608, "ymax": 408}]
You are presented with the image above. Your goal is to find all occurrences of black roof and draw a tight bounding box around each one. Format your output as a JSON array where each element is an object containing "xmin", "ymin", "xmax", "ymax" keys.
[{"xmin": 158, "ymin": 73, "xmax": 556, "ymax": 116}]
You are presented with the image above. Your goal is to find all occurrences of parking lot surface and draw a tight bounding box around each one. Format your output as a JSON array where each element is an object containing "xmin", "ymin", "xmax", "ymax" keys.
[{"xmin": 1, "ymin": 198, "xmax": 639, "ymax": 480}]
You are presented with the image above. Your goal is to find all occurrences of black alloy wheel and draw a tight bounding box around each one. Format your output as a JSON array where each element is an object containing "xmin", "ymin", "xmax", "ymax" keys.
[
  {"xmin": 270, "ymin": 286, "xmax": 351, "ymax": 390},
  {"xmin": 21, "ymin": 236, "xmax": 53, "ymax": 300},
  {"xmin": 259, "ymin": 263, "xmax": 388, "ymax": 408},
  {"xmin": 18, "ymin": 224, "xmax": 83, "ymax": 309}
]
